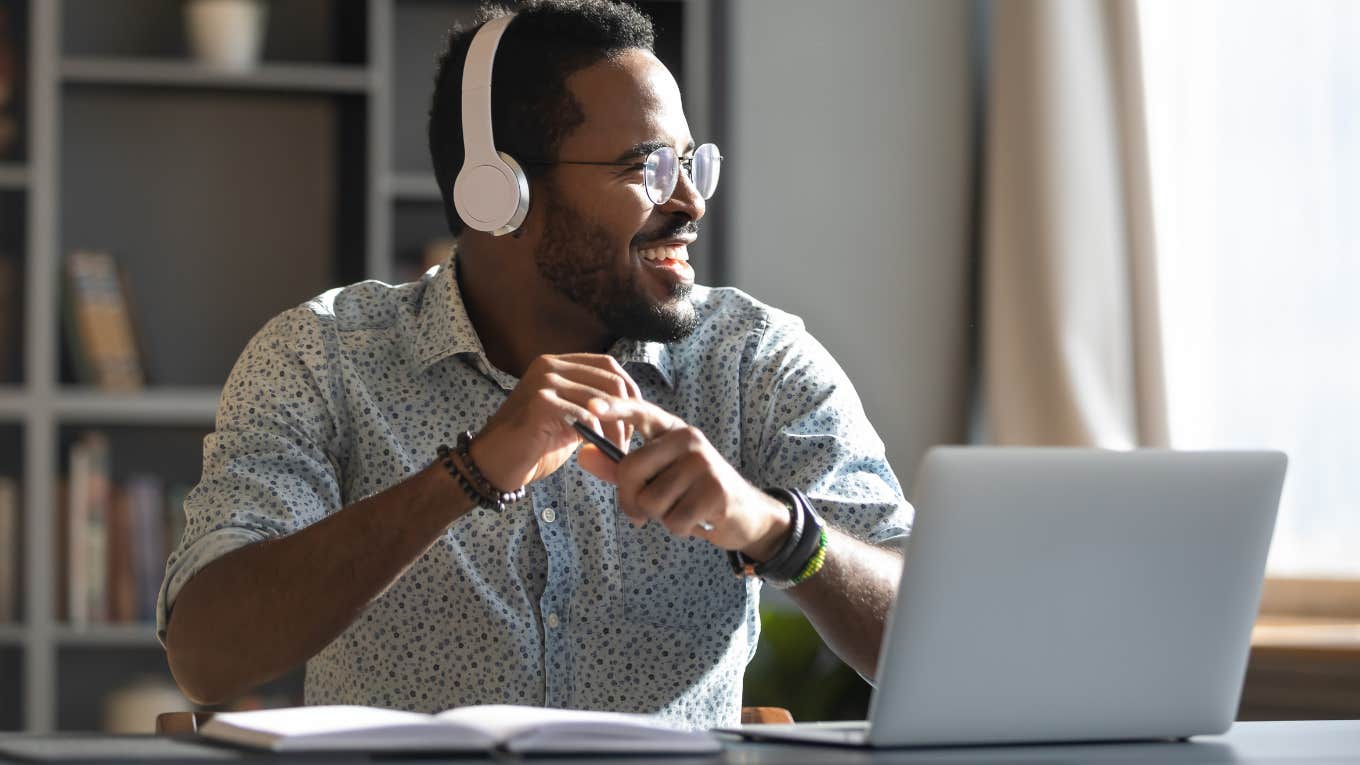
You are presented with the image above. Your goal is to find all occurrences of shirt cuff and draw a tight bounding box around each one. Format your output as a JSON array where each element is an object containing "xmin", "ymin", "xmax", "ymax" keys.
[{"xmin": 155, "ymin": 527, "xmax": 270, "ymax": 646}]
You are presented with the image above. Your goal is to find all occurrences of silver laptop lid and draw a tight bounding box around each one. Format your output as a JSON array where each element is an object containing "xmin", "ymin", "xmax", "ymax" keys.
[{"xmin": 867, "ymin": 448, "xmax": 1285, "ymax": 747}]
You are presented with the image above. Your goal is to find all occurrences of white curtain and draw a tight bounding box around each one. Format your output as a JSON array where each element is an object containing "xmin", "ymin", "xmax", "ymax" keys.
[
  {"xmin": 981, "ymin": 0, "xmax": 1167, "ymax": 448},
  {"xmin": 1139, "ymin": 0, "xmax": 1360, "ymax": 577}
]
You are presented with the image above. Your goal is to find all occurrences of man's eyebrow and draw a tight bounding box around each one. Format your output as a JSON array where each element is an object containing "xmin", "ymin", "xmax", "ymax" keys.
[{"xmin": 612, "ymin": 139, "xmax": 698, "ymax": 162}]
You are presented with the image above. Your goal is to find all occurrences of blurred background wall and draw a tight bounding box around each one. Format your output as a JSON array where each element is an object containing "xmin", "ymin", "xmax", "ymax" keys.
[{"xmin": 728, "ymin": 0, "xmax": 977, "ymax": 489}]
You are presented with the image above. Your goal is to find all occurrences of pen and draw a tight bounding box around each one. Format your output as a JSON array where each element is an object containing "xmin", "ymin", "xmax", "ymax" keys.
[
  {"xmin": 571, "ymin": 419, "xmax": 627, "ymax": 463},
  {"xmin": 569, "ymin": 418, "xmax": 714, "ymax": 532}
]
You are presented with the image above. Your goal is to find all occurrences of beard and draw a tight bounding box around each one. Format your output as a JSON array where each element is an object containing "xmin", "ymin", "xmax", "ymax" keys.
[{"xmin": 533, "ymin": 187, "xmax": 698, "ymax": 344}]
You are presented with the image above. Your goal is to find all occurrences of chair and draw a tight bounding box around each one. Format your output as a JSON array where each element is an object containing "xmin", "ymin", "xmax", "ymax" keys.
[{"xmin": 157, "ymin": 706, "xmax": 792, "ymax": 734}]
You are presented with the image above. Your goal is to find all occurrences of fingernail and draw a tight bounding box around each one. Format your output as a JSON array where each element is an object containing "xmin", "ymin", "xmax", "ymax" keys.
[{"xmin": 563, "ymin": 414, "xmax": 578, "ymax": 426}]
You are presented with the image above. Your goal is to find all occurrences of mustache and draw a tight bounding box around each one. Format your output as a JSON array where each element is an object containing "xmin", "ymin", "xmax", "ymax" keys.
[{"xmin": 633, "ymin": 218, "xmax": 700, "ymax": 247}]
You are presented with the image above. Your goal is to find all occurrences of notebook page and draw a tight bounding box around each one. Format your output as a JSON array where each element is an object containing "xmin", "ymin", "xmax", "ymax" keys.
[
  {"xmin": 434, "ymin": 705, "xmax": 719, "ymax": 753},
  {"xmin": 201, "ymin": 706, "xmax": 495, "ymax": 751}
]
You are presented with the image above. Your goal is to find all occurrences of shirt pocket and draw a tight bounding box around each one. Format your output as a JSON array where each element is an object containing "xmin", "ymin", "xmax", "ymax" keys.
[{"xmin": 614, "ymin": 512, "xmax": 750, "ymax": 630}]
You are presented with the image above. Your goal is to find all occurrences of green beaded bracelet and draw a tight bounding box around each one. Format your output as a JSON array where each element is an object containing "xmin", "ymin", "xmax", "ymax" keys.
[{"xmin": 790, "ymin": 529, "xmax": 829, "ymax": 585}]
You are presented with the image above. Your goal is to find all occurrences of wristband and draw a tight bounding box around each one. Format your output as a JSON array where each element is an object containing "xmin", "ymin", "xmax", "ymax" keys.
[
  {"xmin": 728, "ymin": 488, "xmax": 827, "ymax": 588},
  {"xmin": 728, "ymin": 489, "xmax": 801, "ymax": 580}
]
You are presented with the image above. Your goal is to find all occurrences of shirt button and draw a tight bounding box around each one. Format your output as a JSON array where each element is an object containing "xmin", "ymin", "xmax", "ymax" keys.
[
  {"xmin": 546, "ymin": 613, "xmax": 560, "ymax": 629},
  {"xmin": 541, "ymin": 508, "xmax": 557, "ymax": 523}
]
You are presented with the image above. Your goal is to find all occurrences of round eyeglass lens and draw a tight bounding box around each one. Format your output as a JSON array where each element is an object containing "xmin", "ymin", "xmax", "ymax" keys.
[
  {"xmin": 643, "ymin": 147, "xmax": 679, "ymax": 205},
  {"xmin": 694, "ymin": 143, "xmax": 721, "ymax": 199}
]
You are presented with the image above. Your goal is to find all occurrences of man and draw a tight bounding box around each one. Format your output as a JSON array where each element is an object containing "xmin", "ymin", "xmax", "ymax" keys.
[{"xmin": 160, "ymin": 0, "xmax": 909, "ymax": 729}]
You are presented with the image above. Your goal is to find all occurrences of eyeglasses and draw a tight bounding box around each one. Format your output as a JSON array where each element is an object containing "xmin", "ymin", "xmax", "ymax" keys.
[{"xmin": 523, "ymin": 143, "xmax": 722, "ymax": 205}]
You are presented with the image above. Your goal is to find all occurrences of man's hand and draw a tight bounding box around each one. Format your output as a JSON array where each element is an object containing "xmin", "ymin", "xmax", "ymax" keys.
[
  {"xmin": 577, "ymin": 396, "xmax": 791, "ymax": 560},
  {"xmin": 469, "ymin": 354, "xmax": 640, "ymax": 491}
]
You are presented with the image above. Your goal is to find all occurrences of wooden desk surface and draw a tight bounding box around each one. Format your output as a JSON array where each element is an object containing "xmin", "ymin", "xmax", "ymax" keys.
[{"xmin": 1252, "ymin": 615, "xmax": 1360, "ymax": 659}]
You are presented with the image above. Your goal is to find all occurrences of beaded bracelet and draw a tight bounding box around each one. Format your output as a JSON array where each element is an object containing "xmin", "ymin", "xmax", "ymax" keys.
[
  {"xmin": 436, "ymin": 431, "xmax": 526, "ymax": 512},
  {"xmin": 789, "ymin": 529, "xmax": 829, "ymax": 585}
]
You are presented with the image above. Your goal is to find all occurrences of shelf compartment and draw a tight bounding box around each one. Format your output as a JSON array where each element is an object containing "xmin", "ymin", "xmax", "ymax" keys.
[
  {"xmin": 391, "ymin": 1, "xmax": 480, "ymax": 176},
  {"xmin": 0, "ymin": 423, "xmax": 21, "ymax": 625},
  {"xmin": 56, "ymin": 645, "xmax": 180, "ymax": 731},
  {"xmin": 0, "ymin": 646, "xmax": 20, "ymax": 730},
  {"xmin": 54, "ymin": 388, "xmax": 220, "ymax": 425},
  {"xmin": 60, "ymin": 88, "xmax": 357, "ymax": 387},
  {"xmin": 0, "ymin": 624, "xmax": 23, "ymax": 644},
  {"xmin": 55, "ymin": 425, "xmax": 206, "ymax": 629},
  {"xmin": 62, "ymin": 0, "xmax": 367, "ymax": 66},
  {"xmin": 0, "ymin": 164, "xmax": 28, "ymax": 189},
  {"xmin": 0, "ymin": 191, "xmax": 25, "ymax": 385},
  {"xmin": 61, "ymin": 57, "xmax": 371, "ymax": 94}
]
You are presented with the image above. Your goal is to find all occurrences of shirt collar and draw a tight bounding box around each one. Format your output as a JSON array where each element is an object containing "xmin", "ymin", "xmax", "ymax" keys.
[
  {"xmin": 413, "ymin": 257, "xmax": 485, "ymax": 373},
  {"xmin": 413, "ymin": 252, "xmax": 677, "ymax": 389},
  {"xmin": 610, "ymin": 336, "xmax": 676, "ymax": 389}
]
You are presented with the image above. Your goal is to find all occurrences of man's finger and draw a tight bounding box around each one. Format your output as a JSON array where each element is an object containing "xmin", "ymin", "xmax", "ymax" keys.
[
  {"xmin": 553, "ymin": 355, "xmax": 643, "ymax": 400},
  {"xmin": 589, "ymin": 396, "xmax": 684, "ymax": 440}
]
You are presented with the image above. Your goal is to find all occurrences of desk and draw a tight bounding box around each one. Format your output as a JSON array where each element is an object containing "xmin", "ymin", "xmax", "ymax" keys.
[
  {"xmin": 1243, "ymin": 617, "xmax": 1360, "ymax": 719},
  {"xmin": 0, "ymin": 720, "xmax": 1356, "ymax": 764}
]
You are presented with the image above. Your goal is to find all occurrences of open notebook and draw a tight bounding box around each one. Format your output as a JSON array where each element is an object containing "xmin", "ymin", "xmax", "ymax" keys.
[{"xmin": 197, "ymin": 704, "xmax": 720, "ymax": 755}]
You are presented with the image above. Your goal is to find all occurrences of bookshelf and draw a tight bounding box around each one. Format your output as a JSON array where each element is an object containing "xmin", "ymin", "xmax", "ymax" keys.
[{"xmin": 0, "ymin": 0, "xmax": 720, "ymax": 734}]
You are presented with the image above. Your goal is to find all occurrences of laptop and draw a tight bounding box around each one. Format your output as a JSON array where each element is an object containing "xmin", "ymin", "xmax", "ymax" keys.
[{"xmin": 729, "ymin": 447, "xmax": 1286, "ymax": 747}]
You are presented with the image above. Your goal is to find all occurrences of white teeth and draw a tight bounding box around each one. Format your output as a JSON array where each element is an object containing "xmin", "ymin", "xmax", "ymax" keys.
[{"xmin": 639, "ymin": 245, "xmax": 689, "ymax": 263}]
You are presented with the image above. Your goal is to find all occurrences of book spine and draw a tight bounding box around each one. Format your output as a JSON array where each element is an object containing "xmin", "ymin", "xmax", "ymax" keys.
[
  {"xmin": 0, "ymin": 476, "xmax": 16, "ymax": 623},
  {"xmin": 127, "ymin": 474, "xmax": 165, "ymax": 623},
  {"xmin": 0, "ymin": 256, "xmax": 18, "ymax": 382},
  {"xmin": 107, "ymin": 485, "xmax": 136, "ymax": 623},
  {"xmin": 67, "ymin": 439, "xmax": 89, "ymax": 627},
  {"xmin": 67, "ymin": 251, "xmax": 145, "ymax": 391},
  {"xmin": 84, "ymin": 432, "xmax": 111, "ymax": 624}
]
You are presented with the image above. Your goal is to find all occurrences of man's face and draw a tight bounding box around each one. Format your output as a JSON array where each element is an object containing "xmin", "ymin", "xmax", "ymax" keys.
[{"xmin": 530, "ymin": 48, "xmax": 706, "ymax": 343}]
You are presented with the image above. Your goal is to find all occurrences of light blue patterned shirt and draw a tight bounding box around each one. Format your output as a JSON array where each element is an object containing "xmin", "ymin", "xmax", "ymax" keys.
[{"xmin": 157, "ymin": 258, "xmax": 911, "ymax": 729}]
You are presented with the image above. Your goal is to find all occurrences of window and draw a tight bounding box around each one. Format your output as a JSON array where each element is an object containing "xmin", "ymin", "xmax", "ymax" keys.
[{"xmin": 1139, "ymin": 0, "xmax": 1359, "ymax": 577}]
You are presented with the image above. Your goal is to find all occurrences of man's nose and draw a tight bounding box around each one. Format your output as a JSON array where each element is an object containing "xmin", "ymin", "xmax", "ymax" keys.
[{"xmin": 660, "ymin": 165, "xmax": 706, "ymax": 222}]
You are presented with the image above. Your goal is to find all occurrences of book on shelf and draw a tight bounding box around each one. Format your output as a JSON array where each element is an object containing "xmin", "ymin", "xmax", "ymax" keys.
[
  {"xmin": 63, "ymin": 432, "xmax": 180, "ymax": 626},
  {"xmin": 0, "ymin": 476, "xmax": 16, "ymax": 623},
  {"xmin": 125, "ymin": 474, "xmax": 166, "ymax": 624},
  {"xmin": 0, "ymin": 255, "xmax": 19, "ymax": 383},
  {"xmin": 63, "ymin": 250, "xmax": 146, "ymax": 390},
  {"xmin": 67, "ymin": 432, "xmax": 110, "ymax": 626},
  {"xmin": 197, "ymin": 704, "xmax": 721, "ymax": 755}
]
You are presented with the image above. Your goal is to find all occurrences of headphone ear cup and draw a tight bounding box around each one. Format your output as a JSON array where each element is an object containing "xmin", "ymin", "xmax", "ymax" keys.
[{"xmin": 453, "ymin": 152, "xmax": 530, "ymax": 236}]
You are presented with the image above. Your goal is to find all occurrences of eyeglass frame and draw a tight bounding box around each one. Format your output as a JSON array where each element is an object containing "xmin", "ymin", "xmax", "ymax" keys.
[{"xmin": 518, "ymin": 143, "xmax": 722, "ymax": 205}]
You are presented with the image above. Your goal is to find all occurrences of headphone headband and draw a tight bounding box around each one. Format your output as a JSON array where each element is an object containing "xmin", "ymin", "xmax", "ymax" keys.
[
  {"xmin": 453, "ymin": 13, "xmax": 529, "ymax": 236},
  {"xmin": 460, "ymin": 14, "xmax": 513, "ymax": 165}
]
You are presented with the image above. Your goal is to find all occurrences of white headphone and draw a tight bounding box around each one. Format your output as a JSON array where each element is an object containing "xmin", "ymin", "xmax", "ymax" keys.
[{"xmin": 452, "ymin": 14, "xmax": 530, "ymax": 236}]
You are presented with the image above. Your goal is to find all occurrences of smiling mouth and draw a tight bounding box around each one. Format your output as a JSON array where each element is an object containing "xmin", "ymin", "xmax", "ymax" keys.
[
  {"xmin": 638, "ymin": 242, "xmax": 690, "ymax": 265},
  {"xmin": 635, "ymin": 242, "xmax": 695, "ymax": 283}
]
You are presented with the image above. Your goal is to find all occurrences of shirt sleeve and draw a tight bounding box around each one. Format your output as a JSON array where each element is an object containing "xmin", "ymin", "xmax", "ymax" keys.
[
  {"xmin": 740, "ymin": 311, "xmax": 913, "ymax": 547},
  {"xmin": 156, "ymin": 305, "xmax": 345, "ymax": 644}
]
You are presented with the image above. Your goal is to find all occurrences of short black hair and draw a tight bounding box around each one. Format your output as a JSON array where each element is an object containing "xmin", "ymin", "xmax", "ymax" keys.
[{"xmin": 428, "ymin": 0, "xmax": 656, "ymax": 236}]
